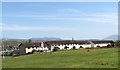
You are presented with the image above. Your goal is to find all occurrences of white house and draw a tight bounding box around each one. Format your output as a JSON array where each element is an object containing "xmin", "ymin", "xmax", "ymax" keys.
[
  {"xmin": 17, "ymin": 42, "xmax": 50, "ymax": 55},
  {"xmin": 17, "ymin": 40, "xmax": 114, "ymax": 55},
  {"xmin": 45, "ymin": 40, "xmax": 114, "ymax": 51}
]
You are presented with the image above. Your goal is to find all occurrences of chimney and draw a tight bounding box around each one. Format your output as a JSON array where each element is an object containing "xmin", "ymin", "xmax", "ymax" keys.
[{"xmin": 41, "ymin": 42, "xmax": 44, "ymax": 47}]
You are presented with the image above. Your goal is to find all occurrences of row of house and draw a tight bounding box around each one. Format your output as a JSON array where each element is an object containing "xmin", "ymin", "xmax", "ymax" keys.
[
  {"xmin": 13, "ymin": 40, "xmax": 114, "ymax": 55},
  {"xmin": 47, "ymin": 40, "xmax": 114, "ymax": 50}
]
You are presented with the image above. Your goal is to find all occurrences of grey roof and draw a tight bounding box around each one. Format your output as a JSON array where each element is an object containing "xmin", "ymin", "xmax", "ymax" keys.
[
  {"xmin": 45, "ymin": 40, "xmax": 114, "ymax": 45},
  {"xmin": 90, "ymin": 40, "xmax": 114, "ymax": 44},
  {"xmin": 18, "ymin": 43, "xmax": 41, "ymax": 48}
]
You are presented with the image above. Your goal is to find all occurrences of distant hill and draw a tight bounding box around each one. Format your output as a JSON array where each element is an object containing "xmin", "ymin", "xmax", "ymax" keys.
[
  {"xmin": 1, "ymin": 38, "xmax": 28, "ymax": 42},
  {"xmin": 103, "ymin": 35, "xmax": 120, "ymax": 40},
  {"xmin": 1, "ymin": 37, "xmax": 62, "ymax": 42},
  {"xmin": 30, "ymin": 37, "xmax": 62, "ymax": 42}
]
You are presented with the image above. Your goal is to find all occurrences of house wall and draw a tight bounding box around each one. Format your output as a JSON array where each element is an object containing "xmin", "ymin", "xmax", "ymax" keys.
[
  {"xmin": 94, "ymin": 43, "xmax": 110, "ymax": 47},
  {"xmin": 36, "ymin": 47, "xmax": 43, "ymax": 51},
  {"xmin": 26, "ymin": 47, "xmax": 33, "ymax": 54},
  {"xmin": 80, "ymin": 44, "xmax": 92, "ymax": 48},
  {"xmin": 25, "ymin": 43, "xmax": 111, "ymax": 52},
  {"xmin": 26, "ymin": 47, "xmax": 49, "ymax": 53},
  {"xmin": 50, "ymin": 43, "xmax": 92, "ymax": 51},
  {"xmin": 43, "ymin": 47, "xmax": 49, "ymax": 51}
]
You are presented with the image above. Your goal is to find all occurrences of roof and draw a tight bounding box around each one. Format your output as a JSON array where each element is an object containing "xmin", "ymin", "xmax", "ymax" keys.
[
  {"xmin": 18, "ymin": 40, "xmax": 114, "ymax": 48},
  {"xmin": 45, "ymin": 40, "xmax": 114, "ymax": 45},
  {"xmin": 46, "ymin": 40, "xmax": 90, "ymax": 45},
  {"xmin": 90, "ymin": 40, "xmax": 114, "ymax": 44},
  {"xmin": 18, "ymin": 42, "xmax": 41, "ymax": 48}
]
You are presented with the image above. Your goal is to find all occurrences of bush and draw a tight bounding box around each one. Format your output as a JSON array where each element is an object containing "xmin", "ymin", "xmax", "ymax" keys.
[
  {"xmin": 85, "ymin": 47, "xmax": 90, "ymax": 49},
  {"xmin": 80, "ymin": 46, "xmax": 83, "ymax": 48},
  {"xmin": 31, "ymin": 49, "xmax": 37, "ymax": 54},
  {"xmin": 107, "ymin": 44, "xmax": 112, "ymax": 48},
  {"xmin": 97, "ymin": 45, "xmax": 100, "ymax": 48},
  {"xmin": 64, "ymin": 46, "xmax": 69, "ymax": 49},
  {"xmin": 72, "ymin": 46, "xmax": 76, "ymax": 50},
  {"xmin": 53, "ymin": 47, "xmax": 60, "ymax": 52},
  {"xmin": 115, "ymin": 40, "xmax": 120, "ymax": 47}
]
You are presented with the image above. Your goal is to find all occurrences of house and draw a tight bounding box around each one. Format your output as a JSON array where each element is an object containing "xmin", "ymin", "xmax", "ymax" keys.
[
  {"xmin": 45, "ymin": 40, "xmax": 114, "ymax": 51},
  {"xmin": 45, "ymin": 40, "xmax": 91, "ymax": 50},
  {"xmin": 14, "ymin": 42, "xmax": 50, "ymax": 55},
  {"xmin": 14, "ymin": 40, "xmax": 114, "ymax": 55},
  {"xmin": 90, "ymin": 40, "xmax": 114, "ymax": 48}
]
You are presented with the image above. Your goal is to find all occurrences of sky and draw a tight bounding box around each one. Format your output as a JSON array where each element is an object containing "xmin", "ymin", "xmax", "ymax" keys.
[{"xmin": 1, "ymin": 2, "xmax": 118, "ymax": 40}]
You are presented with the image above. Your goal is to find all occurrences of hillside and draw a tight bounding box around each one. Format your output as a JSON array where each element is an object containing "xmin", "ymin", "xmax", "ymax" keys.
[
  {"xmin": 30, "ymin": 37, "xmax": 62, "ymax": 42},
  {"xmin": 2, "ymin": 48, "xmax": 118, "ymax": 68}
]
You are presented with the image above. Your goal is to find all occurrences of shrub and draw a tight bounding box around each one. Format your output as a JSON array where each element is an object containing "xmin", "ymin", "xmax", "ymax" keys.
[
  {"xmin": 64, "ymin": 46, "xmax": 69, "ymax": 49},
  {"xmin": 53, "ymin": 47, "xmax": 60, "ymax": 52},
  {"xmin": 72, "ymin": 46, "xmax": 76, "ymax": 50},
  {"xmin": 87, "ymin": 49, "xmax": 90, "ymax": 52},
  {"xmin": 80, "ymin": 46, "xmax": 83, "ymax": 48},
  {"xmin": 85, "ymin": 47, "xmax": 90, "ymax": 49},
  {"xmin": 115, "ymin": 40, "xmax": 120, "ymax": 47},
  {"xmin": 31, "ymin": 49, "xmax": 37, "ymax": 54},
  {"xmin": 97, "ymin": 45, "xmax": 100, "ymax": 48}
]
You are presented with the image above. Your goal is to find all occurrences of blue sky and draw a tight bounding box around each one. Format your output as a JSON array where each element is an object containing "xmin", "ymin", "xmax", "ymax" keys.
[{"xmin": 1, "ymin": 2, "xmax": 118, "ymax": 39}]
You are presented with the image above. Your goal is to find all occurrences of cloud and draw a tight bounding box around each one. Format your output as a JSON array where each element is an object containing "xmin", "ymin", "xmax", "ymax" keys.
[
  {"xmin": 0, "ymin": 23, "xmax": 2, "ymax": 30},
  {"xmin": 3, "ymin": 12, "xmax": 118, "ymax": 25},
  {"xmin": 0, "ymin": 23, "xmax": 2, "ymax": 37},
  {"xmin": 57, "ymin": 8, "xmax": 80, "ymax": 13},
  {"xmin": 2, "ymin": 24, "xmax": 77, "ymax": 31},
  {"xmin": 64, "ymin": 13, "xmax": 118, "ymax": 25},
  {"xmin": 0, "ymin": 23, "xmax": 2, "ymax": 26},
  {"xmin": 2, "ymin": 0, "xmax": 119, "ymax": 2}
]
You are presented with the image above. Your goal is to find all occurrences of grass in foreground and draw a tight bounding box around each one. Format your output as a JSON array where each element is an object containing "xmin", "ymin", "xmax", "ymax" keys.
[{"xmin": 2, "ymin": 48, "xmax": 118, "ymax": 68}]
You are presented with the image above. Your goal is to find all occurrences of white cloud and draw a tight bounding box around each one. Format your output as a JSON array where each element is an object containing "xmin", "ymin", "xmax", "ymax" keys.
[
  {"xmin": 65, "ymin": 13, "xmax": 118, "ymax": 25},
  {"xmin": 57, "ymin": 8, "xmax": 80, "ymax": 13},
  {"xmin": 0, "ymin": 23, "xmax": 2, "ymax": 26},
  {"xmin": 3, "ymin": 12, "xmax": 118, "ymax": 25},
  {"xmin": 0, "ymin": 23, "xmax": 3, "ymax": 30},
  {"xmin": 2, "ymin": 0, "xmax": 119, "ymax": 2},
  {"xmin": 2, "ymin": 24, "xmax": 77, "ymax": 31},
  {"xmin": 55, "ymin": 13, "xmax": 118, "ymax": 25},
  {"xmin": 0, "ymin": 23, "xmax": 2, "ymax": 38}
]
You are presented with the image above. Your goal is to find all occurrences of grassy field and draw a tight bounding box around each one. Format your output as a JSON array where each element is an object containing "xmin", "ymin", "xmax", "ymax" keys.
[{"xmin": 2, "ymin": 48, "xmax": 118, "ymax": 68}]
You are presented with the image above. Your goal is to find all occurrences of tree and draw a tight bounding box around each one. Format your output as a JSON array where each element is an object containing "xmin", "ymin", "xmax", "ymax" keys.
[
  {"xmin": 64, "ymin": 46, "xmax": 69, "ymax": 49},
  {"xmin": 72, "ymin": 46, "xmax": 76, "ymax": 50},
  {"xmin": 53, "ymin": 47, "xmax": 60, "ymax": 52},
  {"xmin": 28, "ymin": 39, "xmax": 32, "ymax": 43},
  {"xmin": 115, "ymin": 40, "xmax": 120, "ymax": 47},
  {"xmin": 97, "ymin": 45, "xmax": 100, "ymax": 48},
  {"xmin": 80, "ymin": 46, "xmax": 83, "ymax": 48}
]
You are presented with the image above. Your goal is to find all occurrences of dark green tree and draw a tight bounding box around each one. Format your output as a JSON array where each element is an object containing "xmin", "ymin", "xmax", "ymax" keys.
[
  {"xmin": 115, "ymin": 40, "xmax": 120, "ymax": 47},
  {"xmin": 28, "ymin": 39, "xmax": 32, "ymax": 43},
  {"xmin": 53, "ymin": 47, "xmax": 60, "ymax": 52}
]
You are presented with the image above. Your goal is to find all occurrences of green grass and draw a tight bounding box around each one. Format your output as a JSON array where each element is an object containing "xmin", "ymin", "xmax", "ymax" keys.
[{"xmin": 2, "ymin": 48, "xmax": 118, "ymax": 68}]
